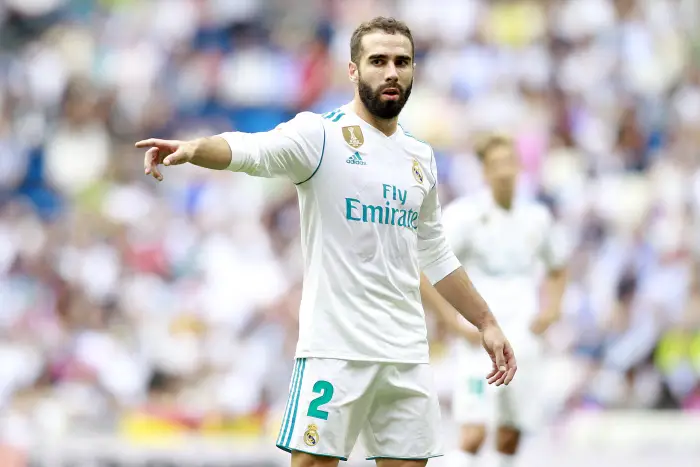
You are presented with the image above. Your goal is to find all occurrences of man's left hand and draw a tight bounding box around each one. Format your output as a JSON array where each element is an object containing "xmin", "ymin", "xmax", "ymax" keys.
[{"xmin": 481, "ymin": 323, "xmax": 517, "ymax": 386}]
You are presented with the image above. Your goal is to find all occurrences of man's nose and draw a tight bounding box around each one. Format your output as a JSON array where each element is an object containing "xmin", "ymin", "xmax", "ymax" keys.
[{"xmin": 384, "ymin": 62, "xmax": 398, "ymax": 81}]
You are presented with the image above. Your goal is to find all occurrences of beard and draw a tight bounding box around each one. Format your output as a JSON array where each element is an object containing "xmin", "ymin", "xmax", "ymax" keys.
[{"xmin": 357, "ymin": 75, "xmax": 413, "ymax": 120}]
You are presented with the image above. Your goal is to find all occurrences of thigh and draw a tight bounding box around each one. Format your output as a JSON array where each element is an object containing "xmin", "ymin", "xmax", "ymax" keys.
[
  {"xmin": 277, "ymin": 358, "xmax": 379, "ymax": 460},
  {"xmin": 361, "ymin": 363, "xmax": 443, "ymax": 461}
]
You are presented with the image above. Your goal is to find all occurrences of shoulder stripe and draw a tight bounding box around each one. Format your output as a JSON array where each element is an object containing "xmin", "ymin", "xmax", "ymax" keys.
[
  {"xmin": 399, "ymin": 124, "xmax": 429, "ymax": 146},
  {"xmin": 295, "ymin": 118, "xmax": 326, "ymax": 186},
  {"xmin": 322, "ymin": 108, "xmax": 342, "ymax": 120},
  {"xmin": 331, "ymin": 112, "xmax": 345, "ymax": 122}
]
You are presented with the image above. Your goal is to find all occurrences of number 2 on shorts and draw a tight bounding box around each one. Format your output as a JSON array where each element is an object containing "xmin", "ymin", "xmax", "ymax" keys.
[{"xmin": 307, "ymin": 380, "xmax": 334, "ymax": 420}]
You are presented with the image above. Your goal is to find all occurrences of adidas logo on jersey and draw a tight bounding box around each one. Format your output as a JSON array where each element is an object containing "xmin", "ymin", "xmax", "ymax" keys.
[{"xmin": 346, "ymin": 152, "xmax": 366, "ymax": 166}]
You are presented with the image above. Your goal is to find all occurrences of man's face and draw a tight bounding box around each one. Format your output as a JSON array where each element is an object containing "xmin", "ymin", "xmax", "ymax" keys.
[
  {"xmin": 352, "ymin": 32, "xmax": 414, "ymax": 119},
  {"xmin": 483, "ymin": 144, "xmax": 520, "ymax": 195}
]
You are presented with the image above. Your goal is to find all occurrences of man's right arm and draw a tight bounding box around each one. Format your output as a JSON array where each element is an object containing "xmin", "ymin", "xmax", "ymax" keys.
[
  {"xmin": 185, "ymin": 136, "xmax": 234, "ymax": 170},
  {"xmin": 138, "ymin": 112, "xmax": 324, "ymax": 183}
]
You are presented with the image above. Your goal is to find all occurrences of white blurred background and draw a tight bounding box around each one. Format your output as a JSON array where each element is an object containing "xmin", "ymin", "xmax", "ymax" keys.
[{"xmin": 0, "ymin": 0, "xmax": 699, "ymax": 465}]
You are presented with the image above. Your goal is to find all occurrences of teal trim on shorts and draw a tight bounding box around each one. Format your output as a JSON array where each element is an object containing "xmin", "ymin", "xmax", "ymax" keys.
[
  {"xmin": 366, "ymin": 454, "xmax": 444, "ymax": 461},
  {"xmin": 275, "ymin": 445, "xmax": 348, "ymax": 462},
  {"xmin": 277, "ymin": 359, "xmax": 304, "ymax": 445},
  {"xmin": 283, "ymin": 358, "xmax": 307, "ymax": 448}
]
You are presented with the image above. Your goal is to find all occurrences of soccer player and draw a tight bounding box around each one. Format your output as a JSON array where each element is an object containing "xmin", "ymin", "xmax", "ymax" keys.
[
  {"xmin": 440, "ymin": 134, "xmax": 569, "ymax": 467},
  {"xmin": 136, "ymin": 17, "xmax": 517, "ymax": 467}
]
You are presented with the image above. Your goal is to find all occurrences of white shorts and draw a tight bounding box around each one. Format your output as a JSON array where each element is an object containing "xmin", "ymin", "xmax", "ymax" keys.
[
  {"xmin": 275, "ymin": 357, "xmax": 443, "ymax": 461},
  {"xmin": 452, "ymin": 340, "xmax": 545, "ymax": 433}
]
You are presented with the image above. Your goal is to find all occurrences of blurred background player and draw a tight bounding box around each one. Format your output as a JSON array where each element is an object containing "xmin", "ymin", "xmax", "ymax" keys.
[
  {"xmin": 440, "ymin": 134, "xmax": 569, "ymax": 467},
  {"xmin": 135, "ymin": 17, "xmax": 516, "ymax": 467}
]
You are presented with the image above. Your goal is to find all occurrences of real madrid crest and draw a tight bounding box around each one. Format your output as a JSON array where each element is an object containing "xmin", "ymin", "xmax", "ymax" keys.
[
  {"xmin": 303, "ymin": 423, "xmax": 319, "ymax": 446},
  {"xmin": 342, "ymin": 126, "xmax": 364, "ymax": 149},
  {"xmin": 412, "ymin": 159, "xmax": 424, "ymax": 184}
]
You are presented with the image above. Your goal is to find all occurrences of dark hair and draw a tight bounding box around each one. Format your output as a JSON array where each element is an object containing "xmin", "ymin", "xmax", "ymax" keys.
[
  {"xmin": 474, "ymin": 133, "xmax": 513, "ymax": 162},
  {"xmin": 350, "ymin": 17, "xmax": 414, "ymax": 64}
]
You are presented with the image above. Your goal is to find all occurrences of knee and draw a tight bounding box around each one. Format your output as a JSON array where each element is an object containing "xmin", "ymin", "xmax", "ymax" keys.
[
  {"xmin": 291, "ymin": 451, "xmax": 340, "ymax": 467},
  {"xmin": 459, "ymin": 424, "xmax": 487, "ymax": 453},
  {"xmin": 495, "ymin": 426, "xmax": 521, "ymax": 454}
]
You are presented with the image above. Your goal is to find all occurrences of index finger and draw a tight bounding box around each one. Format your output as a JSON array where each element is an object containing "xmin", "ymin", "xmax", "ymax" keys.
[
  {"xmin": 135, "ymin": 138, "xmax": 163, "ymax": 148},
  {"xmin": 487, "ymin": 368, "xmax": 505, "ymax": 385}
]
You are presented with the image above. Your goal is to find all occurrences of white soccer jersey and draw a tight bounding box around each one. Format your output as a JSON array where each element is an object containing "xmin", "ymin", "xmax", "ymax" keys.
[
  {"xmin": 218, "ymin": 104, "xmax": 461, "ymax": 363},
  {"xmin": 442, "ymin": 192, "xmax": 569, "ymax": 340}
]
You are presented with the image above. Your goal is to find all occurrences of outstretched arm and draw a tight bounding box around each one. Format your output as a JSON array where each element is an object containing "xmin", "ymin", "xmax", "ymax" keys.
[
  {"xmin": 136, "ymin": 112, "xmax": 324, "ymax": 183},
  {"xmin": 138, "ymin": 136, "xmax": 233, "ymax": 180}
]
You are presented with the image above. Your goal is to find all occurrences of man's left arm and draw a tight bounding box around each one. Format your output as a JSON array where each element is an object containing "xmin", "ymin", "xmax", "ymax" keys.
[
  {"xmin": 531, "ymin": 268, "xmax": 567, "ymax": 335},
  {"xmin": 531, "ymin": 209, "xmax": 570, "ymax": 335},
  {"xmin": 417, "ymin": 158, "xmax": 516, "ymax": 385}
]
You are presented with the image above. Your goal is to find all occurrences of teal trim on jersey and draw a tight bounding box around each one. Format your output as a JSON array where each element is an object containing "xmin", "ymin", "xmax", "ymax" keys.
[
  {"xmin": 399, "ymin": 124, "xmax": 437, "ymax": 189},
  {"xmin": 275, "ymin": 445, "xmax": 349, "ymax": 462},
  {"xmin": 366, "ymin": 454, "xmax": 444, "ymax": 461},
  {"xmin": 322, "ymin": 108, "xmax": 345, "ymax": 122},
  {"xmin": 322, "ymin": 108, "xmax": 341, "ymax": 120},
  {"xmin": 399, "ymin": 123, "xmax": 429, "ymax": 145},
  {"xmin": 294, "ymin": 121, "xmax": 326, "ymax": 186},
  {"xmin": 283, "ymin": 358, "xmax": 307, "ymax": 448},
  {"xmin": 277, "ymin": 359, "xmax": 303, "ymax": 445}
]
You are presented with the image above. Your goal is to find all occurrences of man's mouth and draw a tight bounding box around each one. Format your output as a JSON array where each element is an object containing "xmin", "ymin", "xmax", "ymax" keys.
[{"xmin": 381, "ymin": 88, "xmax": 400, "ymax": 100}]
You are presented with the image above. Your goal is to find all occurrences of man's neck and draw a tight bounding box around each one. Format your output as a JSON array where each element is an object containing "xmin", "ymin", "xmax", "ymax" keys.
[
  {"xmin": 492, "ymin": 191, "xmax": 514, "ymax": 211},
  {"xmin": 351, "ymin": 99, "xmax": 398, "ymax": 137}
]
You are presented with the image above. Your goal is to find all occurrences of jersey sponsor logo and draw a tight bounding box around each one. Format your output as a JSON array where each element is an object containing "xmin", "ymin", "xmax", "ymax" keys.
[
  {"xmin": 346, "ymin": 151, "xmax": 366, "ymax": 165},
  {"xmin": 412, "ymin": 159, "xmax": 424, "ymax": 184},
  {"xmin": 345, "ymin": 199, "xmax": 419, "ymax": 230},
  {"xmin": 303, "ymin": 423, "xmax": 319, "ymax": 446},
  {"xmin": 342, "ymin": 125, "xmax": 364, "ymax": 149},
  {"xmin": 345, "ymin": 184, "xmax": 419, "ymax": 230}
]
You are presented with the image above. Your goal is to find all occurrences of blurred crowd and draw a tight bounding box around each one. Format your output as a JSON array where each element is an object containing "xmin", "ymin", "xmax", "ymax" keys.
[{"xmin": 1, "ymin": 0, "xmax": 700, "ymax": 452}]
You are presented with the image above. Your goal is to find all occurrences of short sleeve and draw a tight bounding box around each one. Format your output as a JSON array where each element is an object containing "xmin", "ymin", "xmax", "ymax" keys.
[{"xmin": 218, "ymin": 112, "xmax": 325, "ymax": 183}]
